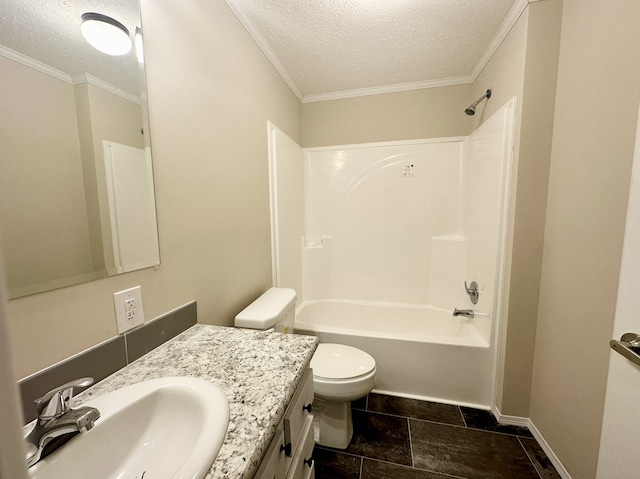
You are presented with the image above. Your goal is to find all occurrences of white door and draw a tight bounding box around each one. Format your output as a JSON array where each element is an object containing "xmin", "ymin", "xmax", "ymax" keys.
[
  {"xmin": 103, "ymin": 141, "xmax": 160, "ymax": 274},
  {"xmin": 596, "ymin": 105, "xmax": 640, "ymax": 477}
]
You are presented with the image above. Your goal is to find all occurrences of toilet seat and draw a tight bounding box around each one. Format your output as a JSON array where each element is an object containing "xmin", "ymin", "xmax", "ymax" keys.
[
  {"xmin": 311, "ymin": 343, "xmax": 376, "ymax": 379},
  {"xmin": 311, "ymin": 343, "xmax": 376, "ymax": 402}
]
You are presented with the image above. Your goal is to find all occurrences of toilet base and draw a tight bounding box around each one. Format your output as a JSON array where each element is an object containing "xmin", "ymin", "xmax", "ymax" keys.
[{"xmin": 312, "ymin": 398, "xmax": 353, "ymax": 449}]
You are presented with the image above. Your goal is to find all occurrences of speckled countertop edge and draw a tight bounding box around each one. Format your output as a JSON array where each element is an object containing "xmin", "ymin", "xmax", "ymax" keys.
[{"xmin": 72, "ymin": 324, "xmax": 318, "ymax": 479}]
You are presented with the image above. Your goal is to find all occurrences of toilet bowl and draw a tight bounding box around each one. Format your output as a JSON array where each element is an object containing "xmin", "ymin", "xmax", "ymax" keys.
[
  {"xmin": 312, "ymin": 343, "xmax": 376, "ymax": 402},
  {"xmin": 310, "ymin": 343, "xmax": 376, "ymax": 448},
  {"xmin": 234, "ymin": 288, "xmax": 377, "ymax": 449}
]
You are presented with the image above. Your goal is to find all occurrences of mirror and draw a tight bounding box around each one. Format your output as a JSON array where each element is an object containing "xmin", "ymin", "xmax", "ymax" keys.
[{"xmin": 0, "ymin": 0, "xmax": 160, "ymax": 299}]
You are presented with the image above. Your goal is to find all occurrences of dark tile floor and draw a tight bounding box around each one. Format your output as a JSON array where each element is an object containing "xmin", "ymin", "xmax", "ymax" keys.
[{"xmin": 314, "ymin": 393, "xmax": 561, "ymax": 479}]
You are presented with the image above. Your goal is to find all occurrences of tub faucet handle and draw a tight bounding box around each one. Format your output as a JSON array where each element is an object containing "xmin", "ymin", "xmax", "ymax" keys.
[{"xmin": 464, "ymin": 281, "xmax": 479, "ymax": 304}]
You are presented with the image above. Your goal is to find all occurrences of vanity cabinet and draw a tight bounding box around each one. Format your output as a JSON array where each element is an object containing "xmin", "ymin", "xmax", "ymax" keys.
[{"xmin": 254, "ymin": 368, "xmax": 315, "ymax": 479}]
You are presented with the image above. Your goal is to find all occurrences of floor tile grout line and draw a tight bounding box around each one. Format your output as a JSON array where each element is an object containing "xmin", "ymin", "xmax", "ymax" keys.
[
  {"xmin": 356, "ymin": 407, "xmax": 466, "ymax": 427},
  {"xmin": 364, "ymin": 456, "xmax": 469, "ymax": 479},
  {"xmin": 314, "ymin": 445, "xmax": 363, "ymax": 460},
  {"xmin": 317, "ymin": 394, "xmax": 555, "ymax": 479},
  {"xmin": 318, "ymin": 439, "xmax": 488, "ymax": 479},
  {"xmin": 408, "ymin": 415, "xmax": 533, "ymax": 439},
  {"xmin": 317, "ymin": 410, "xmax": 472, "ymax": 477},
  {"xmin": 408, "ymin": 416, "xmax": 415, "ymax": 468},
  {"xmin": 359, "ymin": 398, "xmax": 532, "ymax": 438},
  {"xmin": 458, "ymin": 405, "xmax": 468, "ymax": 427},
  {"xmin": 517, "ymin": 436, "xmax": 545, "ymax": 479}
]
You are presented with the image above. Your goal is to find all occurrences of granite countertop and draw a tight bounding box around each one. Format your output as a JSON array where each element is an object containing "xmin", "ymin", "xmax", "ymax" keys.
[{"xmin": 73, "ymin": 324, "xmax": 318, "ymax": 479}]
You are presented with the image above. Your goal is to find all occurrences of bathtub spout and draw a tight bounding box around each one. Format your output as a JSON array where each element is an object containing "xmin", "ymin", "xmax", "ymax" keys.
[{"xmin": 453, "ymin": 308, "xmax": 474, "ymax": 319}]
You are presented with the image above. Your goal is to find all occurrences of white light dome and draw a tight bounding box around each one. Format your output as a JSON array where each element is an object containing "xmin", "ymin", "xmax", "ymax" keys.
[{"xmin": 81, "ymin": 12, "xmax": 132, "ymax": 56}]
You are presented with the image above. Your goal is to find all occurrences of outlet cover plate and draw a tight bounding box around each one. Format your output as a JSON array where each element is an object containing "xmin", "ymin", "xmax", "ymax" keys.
[{"xmin": 114, "ymin": 286, "xmax": 145, "ymax": 334}]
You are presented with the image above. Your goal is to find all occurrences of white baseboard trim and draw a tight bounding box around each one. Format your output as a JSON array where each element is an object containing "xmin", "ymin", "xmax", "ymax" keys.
[{"xmin": 492, "ymin": 405, "xmax": 572, "ymax": 479}]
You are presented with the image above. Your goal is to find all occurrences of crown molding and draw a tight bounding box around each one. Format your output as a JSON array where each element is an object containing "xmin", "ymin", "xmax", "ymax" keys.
[
  {"xmin": 1, "ymin": 45, "xmax": 141, "ymax": 104},
  {"xmin": 0, "ymin": 44, "xmax": 72, "ymax": 84},
  {"xmin": 301, "ymin": 76, "xmax": 473, "ymax": 104},
  {"xmin": 224, "ymin": 0, "xmax": 533, "ymax": 104},
  {"xmin": 224, "ymin": 0, "xmax": 303, "ymax": 101},
  {"xmin": 71, "ymin": 72, "xmax": 142, "ymax": 105},
  {"xmin": 469, "ymin": 0, "xmax": 530, "ymax": 80}
]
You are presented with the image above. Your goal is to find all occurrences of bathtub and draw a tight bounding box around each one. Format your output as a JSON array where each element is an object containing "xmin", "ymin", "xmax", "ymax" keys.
[{"xmin": 294, "ymin": 300, "xmax": 493, "ymax": 408}]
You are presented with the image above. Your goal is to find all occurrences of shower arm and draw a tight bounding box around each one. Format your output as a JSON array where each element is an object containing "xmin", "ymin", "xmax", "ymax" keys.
[
  {"xmin": 470, "ymin": 90, "xmax": 492, "ymax": 108},
  {"xmin": 465, "ymin": 89, "xmax": 492, "ymax": 115}
]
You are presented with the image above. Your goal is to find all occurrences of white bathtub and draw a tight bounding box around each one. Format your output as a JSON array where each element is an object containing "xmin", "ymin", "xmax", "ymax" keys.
[{"xmin": 295, "ymin": 300, "xmax": 493, "ymax": 408}]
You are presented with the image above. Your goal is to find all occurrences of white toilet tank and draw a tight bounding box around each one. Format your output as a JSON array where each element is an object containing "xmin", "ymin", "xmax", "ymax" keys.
[{"xmin": 234, "ymin": 287, "xmax": 297, "ymax": 333}]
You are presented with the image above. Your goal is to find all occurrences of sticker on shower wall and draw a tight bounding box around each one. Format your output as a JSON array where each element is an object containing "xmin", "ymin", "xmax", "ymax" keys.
[{"xmin": 401, "ymin": 164, "xmax": 414, "ymax": 177}]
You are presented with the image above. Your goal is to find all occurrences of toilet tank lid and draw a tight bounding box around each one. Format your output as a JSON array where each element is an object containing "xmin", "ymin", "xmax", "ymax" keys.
[{"xmin": 234, "ymin": 287, "xmax": 297, "ymax": 329}]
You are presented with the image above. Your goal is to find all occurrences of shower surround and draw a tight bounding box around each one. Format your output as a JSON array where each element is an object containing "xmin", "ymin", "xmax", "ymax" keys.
[{"xmin": 269, "ymin": 99, "xmax": 515, "ymax": 407}]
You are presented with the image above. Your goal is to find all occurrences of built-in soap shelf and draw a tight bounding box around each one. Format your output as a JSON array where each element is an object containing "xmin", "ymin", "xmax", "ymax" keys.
[
  {"xmin": 303, "ymin": 238, "xmax": 323, "ymax": 248},
  {"xmin": 431, "ymin": 235, "xmax": 467, "ymax": 241},
  {"xmin": 302, "ymin": 236, "xmax": 331, "ymax": 248}
]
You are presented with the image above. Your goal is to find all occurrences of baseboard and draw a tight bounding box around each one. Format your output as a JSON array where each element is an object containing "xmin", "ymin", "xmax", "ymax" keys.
[{"xmin": 492, "ymin": 405, "xmax": 572, "ymax": 479}]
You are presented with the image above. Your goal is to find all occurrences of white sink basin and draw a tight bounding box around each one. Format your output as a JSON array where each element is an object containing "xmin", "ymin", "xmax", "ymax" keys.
[{"xmin": 27, "ymin": 377, "xmax": 229, "ymax": 479}]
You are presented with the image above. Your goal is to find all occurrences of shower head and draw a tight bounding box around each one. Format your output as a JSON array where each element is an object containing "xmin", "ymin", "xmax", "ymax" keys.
[{"xmin": 464, "ymin": 89, "xmax": 492, "ymax": 116}]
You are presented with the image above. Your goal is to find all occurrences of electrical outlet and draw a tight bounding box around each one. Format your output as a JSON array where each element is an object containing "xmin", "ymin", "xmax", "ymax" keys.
[
  {"xmin": 125, "ymin": 298, "xmax": 135, "ymax": 311},
  {"xmin": 114, "ymin": 286, "xmax": 145, "ymax": 334}
]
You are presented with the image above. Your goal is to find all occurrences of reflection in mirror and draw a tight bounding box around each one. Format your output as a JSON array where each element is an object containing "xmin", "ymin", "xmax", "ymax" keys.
[{"xmin": 0, "ymin": 0, "xmax": 160, "ymax": 299}]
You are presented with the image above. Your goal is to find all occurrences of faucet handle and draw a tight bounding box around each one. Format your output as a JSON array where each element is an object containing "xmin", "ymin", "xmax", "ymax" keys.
[
  {"xmin": 34, "ymin": 377, "xmax": 94, "ymax": 419},
  {"xmin": 464, "ymin": 281, "xmax": 479, "ymax": 304}
]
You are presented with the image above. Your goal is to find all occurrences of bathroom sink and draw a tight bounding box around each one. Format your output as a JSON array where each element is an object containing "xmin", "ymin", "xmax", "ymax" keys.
[{"xmin": 27, "ymin": 376, "xmax": 229, "ymax": 479}]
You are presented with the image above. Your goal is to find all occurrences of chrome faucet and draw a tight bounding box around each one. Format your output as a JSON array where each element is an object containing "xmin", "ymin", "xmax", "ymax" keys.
[
  {"xmin": 453, "ymin": 308, "xmax": 475, "ymax": 319},
  {"xmin": 24, "ymin": 377, "xmax": 100, "ymax": 467}
]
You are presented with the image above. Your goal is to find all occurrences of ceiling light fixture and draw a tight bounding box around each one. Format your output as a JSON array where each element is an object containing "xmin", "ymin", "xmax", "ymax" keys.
[{"xmin": 81, "ymin": 12, "xmax": 132, "ymax": 56}]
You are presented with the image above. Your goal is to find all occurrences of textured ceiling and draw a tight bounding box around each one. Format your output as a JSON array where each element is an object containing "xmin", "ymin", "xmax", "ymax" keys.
[
  {"xmin": 0, "ymin": 0, "xmax": 142, "ymax": 95},
  {"xmin": 1, "ymin": 0, "xmax": 526, "ymax": 102},
  {"xmin": 227, "ymin": 0, "xmax": 525, "ymax": 101}
]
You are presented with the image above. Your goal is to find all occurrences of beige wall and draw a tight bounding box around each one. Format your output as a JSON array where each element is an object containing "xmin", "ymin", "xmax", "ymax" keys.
[
  {"xmin": 301, "ymin": 84, "xmax": 472, "ymax": 147},
  {"xmin": 85, "ymin": 84, "xmax": 145, "ymax": 150},
  {"xmin": 5, "ymin": 1, "xmax": 640, "ymax": 475},
  {"xmin": 75, "ymin": 82, "xmax": 105, "ymax": 273},
  {"xmin": 6, "ymin": 0, "xmax": 301, "ymax": 379},
  {"xmin": 77, "ymin": 83, "xmax": 146, "ymax": 272},
  {"xmin": 0, "ymin": 57, "xmax": 94, "ymax": 292},
  {"xmin": 0, "ymin": 261, "xmax": 28, "ymax": 479},
  {"xmin": 530, "ymin": 0, "xmax": 640, "ymax": 477},
  {"xmin": 473, "ymin": 1, "xmax": 563, "ymax": 418},
  {"xmin": 469, "ymin": 7, "xmax": 528, "ymax": 416}
]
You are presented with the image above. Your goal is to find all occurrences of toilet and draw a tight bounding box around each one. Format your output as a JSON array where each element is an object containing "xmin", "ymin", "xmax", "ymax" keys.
[{"xmin": 234, "ymin": 287, "xmax": 376, "ymax": 449}]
